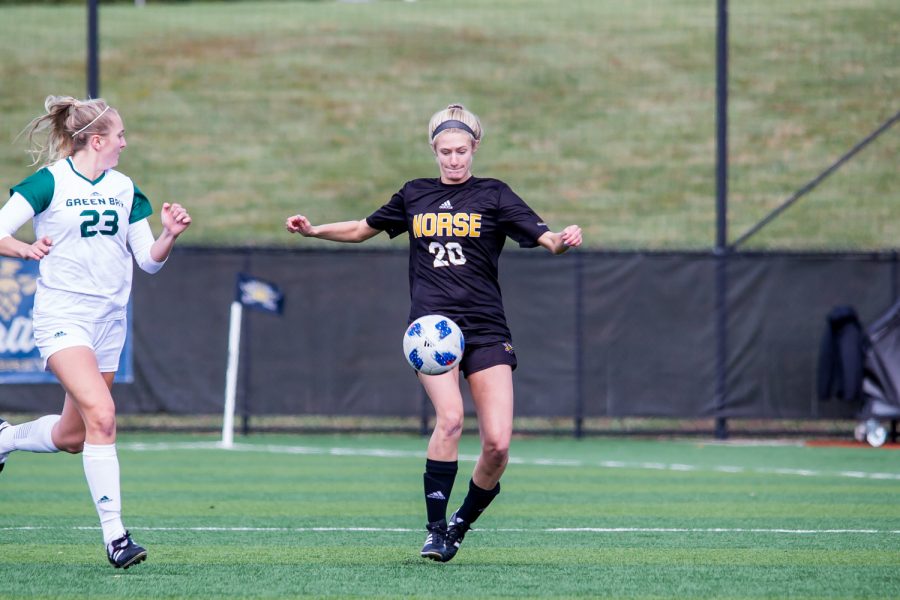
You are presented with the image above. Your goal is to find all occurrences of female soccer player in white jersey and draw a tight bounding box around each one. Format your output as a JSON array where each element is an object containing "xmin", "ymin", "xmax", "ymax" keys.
[
  {"xmin": 285, "ymin": 104, "xmax": 582, "ymax": 562},
  {"xmin": 0, "ymin": 95, "xmax": 192, "ymax": 569}
]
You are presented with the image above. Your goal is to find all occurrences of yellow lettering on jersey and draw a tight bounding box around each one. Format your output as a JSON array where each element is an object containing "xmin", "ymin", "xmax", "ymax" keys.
[
  {"xmin": 422, "ymin": 213, "xmax": 436, "ymax": 236},
  {"xmin": 436, "ymin": 213, "xmax": 452, "ymax": 236},
  {"xmin": 413, "ymin": 213, "xmax": 436, "ymax": 237},
  {"xmin": 468, "ymin": 213, "xmax": 481, "ymax": 238},
  {"xmin": 452, "ymin": 213, "xmax": 469, "ymax": 236},
  {"xmin": 413, "ymin": 213, "xmax": 482, "ymax": 238}
]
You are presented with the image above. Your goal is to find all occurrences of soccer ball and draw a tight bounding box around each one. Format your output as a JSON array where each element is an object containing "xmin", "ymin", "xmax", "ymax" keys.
[{"xmin": 402, "ymin": 314, "xmax": 465, "ymax": 375}]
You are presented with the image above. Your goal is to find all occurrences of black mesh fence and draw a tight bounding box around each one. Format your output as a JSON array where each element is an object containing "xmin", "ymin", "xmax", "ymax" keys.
[{"xmin": 2, "ymin": 248, "xmax": 896, "ymax": 432}]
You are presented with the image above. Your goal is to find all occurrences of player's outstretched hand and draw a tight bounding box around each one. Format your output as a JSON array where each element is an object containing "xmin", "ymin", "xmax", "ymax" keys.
[
  {"xmin": 23, "ymin": 236, "xmax": 52, "ymax": 260},
  {"xmin": 162, "ymin": 202, "xmax": 192, "ymax": 236},
  {"xmin": 285, "ymin": 214, "xmax": 315, "ymax": 236},
  {"xmin": 561, "ymin": 225, "xmax": 582, "ymax": 248}
]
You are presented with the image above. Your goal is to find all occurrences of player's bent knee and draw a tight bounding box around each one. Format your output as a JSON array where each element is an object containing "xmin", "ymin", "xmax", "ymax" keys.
[
  {"xmin": 84, "ymin": 415, "xmax": 117, "ymax": 440},
  {"xmin": 52, "ymin": 429, "xmax": 86, "ymax": 454},
  {"xmin": 434, "ymin": 415, "xmax": 464, "ymax": 440},
  {"xmin": 481, "ymin": 440, "xmax": 509, "ymax": 466},
  {"xmin": 59, "ymin": 440, "xmax": 85, "ymax": 454}
]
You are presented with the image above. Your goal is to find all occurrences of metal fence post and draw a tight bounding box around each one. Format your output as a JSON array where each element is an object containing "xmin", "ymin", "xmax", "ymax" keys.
[
  {"xmin": 714, "ymin": 0, "xmax": 730, "ymax": 439},
  {"xmin": 87, "ymin": 0, "xmax": 99, "ymax": 98},
  {"xmin": 574, "ymin": 252, "xmax": 585, "ymax": 439}
]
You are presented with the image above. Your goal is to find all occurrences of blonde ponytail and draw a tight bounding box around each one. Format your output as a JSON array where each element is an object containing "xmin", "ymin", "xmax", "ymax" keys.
[{"xmin": 21, "ymin": 95, "xmax": 115, "ymax": 167}]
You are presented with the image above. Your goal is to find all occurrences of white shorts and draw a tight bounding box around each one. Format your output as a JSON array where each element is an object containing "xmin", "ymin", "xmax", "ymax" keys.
[{"xmin": 33, "ymin": 317, "xmax": 127, "ymax": 373}]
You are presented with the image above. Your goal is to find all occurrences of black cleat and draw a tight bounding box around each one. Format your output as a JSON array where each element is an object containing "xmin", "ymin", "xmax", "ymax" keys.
[
  {"xmin": 106, "ymin": 531, "xmax": 147, "ymax": 569},
  {"xmin": 420, "ymin": 519, "xmax": 448, "ymax": 561},
  {"xmin": 442, "ymin": 511, "xmax": 471, "ymax": 562},
  {"xmin": 0, "ymin": 418, "xmax": 9, "ymax": 474}
]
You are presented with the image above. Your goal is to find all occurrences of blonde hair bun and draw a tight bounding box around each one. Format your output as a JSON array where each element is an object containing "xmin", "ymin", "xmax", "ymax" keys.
[{"xmin": 428, "ymin": 104, "xmax": 483, "ymax": 145}]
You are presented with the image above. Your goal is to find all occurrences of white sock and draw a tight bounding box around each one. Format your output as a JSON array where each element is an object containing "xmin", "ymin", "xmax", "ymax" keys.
[
  {"xmin": 82, "ymin": 442, "xmax": 126, "ymax": 546},
  {"xmin": 0, "ymin": 415, "xmax": 60, "ymax": 453}
]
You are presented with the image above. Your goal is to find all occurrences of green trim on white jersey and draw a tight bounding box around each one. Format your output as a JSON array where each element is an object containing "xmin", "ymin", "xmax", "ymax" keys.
[
  {"xmin": 66, "ymin": 157, "xmax": 107, "ymax": 185},
  {"xmin": 11, "ymin": 158, "xmax": 156, "ymax": 323},
  {"xmin": 10, "ymin": 167, "xmax": 54, "ymax": 214},
  {"xmin": 130, "ymin": 185, "xmax": 152, "ymax": 224}
]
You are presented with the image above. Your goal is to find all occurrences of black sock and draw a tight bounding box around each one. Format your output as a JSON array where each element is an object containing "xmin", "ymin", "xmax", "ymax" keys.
[
  {"xmin": 423, "ymin": 459, "xmax": 458, "ymax": 524},
  {"xmin": 456, "ymin": 478, "xmax": 500, "ymax": 525}
]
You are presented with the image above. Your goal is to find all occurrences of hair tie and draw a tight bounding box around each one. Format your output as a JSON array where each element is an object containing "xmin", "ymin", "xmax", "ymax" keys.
[{"xmin": 71, "ymin": 105, "xmax": 110, "ymax": 138}]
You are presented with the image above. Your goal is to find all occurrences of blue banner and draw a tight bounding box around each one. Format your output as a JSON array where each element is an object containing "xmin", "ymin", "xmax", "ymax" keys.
[
  {"xmin": 0, "ymin": 258, "xmax": 133, "ymax": 383},
  {"xmin": 236, "ymin": 273, "xmax": 284, "ymax": 315}
]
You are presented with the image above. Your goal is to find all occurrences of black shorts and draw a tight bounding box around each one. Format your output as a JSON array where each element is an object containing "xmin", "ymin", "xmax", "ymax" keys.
[{"xmin": 460, "ymin": 341, "xmax": 518, "ymax": 378}]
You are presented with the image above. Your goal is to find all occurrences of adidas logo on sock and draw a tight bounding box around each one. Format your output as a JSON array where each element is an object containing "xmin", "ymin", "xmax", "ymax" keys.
[
  {"xmin": 438, "ymin": 200, "xmax": 453, "ymax": 210},
  {"xmin": 426, "ymin": 491, "xmax": 446, "ymax": 500},
  {"xmin": 97, "ymin": 495, "xmax": 112, "ymax": 504}
]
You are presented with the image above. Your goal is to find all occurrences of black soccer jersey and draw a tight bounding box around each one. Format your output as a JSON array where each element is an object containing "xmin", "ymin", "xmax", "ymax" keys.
[{"xmin": 366, "ymin": 177, "xmax": 550, "ymax": 345}]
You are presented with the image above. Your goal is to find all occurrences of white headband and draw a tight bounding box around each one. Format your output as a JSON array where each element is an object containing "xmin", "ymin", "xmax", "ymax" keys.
[{"xmin": 71, "ymin": 105, "xmax": 111, "ymax": 138}]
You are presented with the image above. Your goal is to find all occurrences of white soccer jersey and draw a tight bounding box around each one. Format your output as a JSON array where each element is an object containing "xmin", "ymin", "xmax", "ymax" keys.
[{"xmin": 10, "ymin": 158, "xmax": 152, "ymax": 322}]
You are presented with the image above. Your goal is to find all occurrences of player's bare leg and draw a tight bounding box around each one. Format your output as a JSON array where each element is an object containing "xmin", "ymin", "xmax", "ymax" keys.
[
  {"xmin": 48, "ymin": 347, "xmax": 146, "ymax": 569},
  {"xmin": 469, "ymin": 364, "xmax": 514, "ymax": 488},
  {"xmin": 441, "ymin": 364, "xmax": 514, "ymax": 561},
  {"xmin": 420, "ymin": 367, "xmax": 465, "ymax": 461},
  {"xmin": 417, "ymin": 367, "xmax": 465, "ymax": 560},
  {"xmin": 0, "ymin": 377, "xmax": 92, "ymax": 472},
  {"xmin": 51, "ymin": 392, "xmax": 90, "ymax": 453}
]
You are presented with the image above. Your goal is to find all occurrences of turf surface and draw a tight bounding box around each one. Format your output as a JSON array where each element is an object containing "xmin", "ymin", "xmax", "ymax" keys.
[{"xmin": 1, "ymin": 433, "xmax": 898, "ymax": 598}]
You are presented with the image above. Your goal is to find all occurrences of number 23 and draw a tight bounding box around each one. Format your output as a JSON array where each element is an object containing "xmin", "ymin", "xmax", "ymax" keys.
[{"xmin": 80, "ymin": 209, "xmax": 119, "ymax": 237}]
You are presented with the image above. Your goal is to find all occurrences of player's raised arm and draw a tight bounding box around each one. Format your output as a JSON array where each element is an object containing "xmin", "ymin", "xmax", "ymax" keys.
[
  {"xmin": 537, "ymin": 224, "xmax": 583, "ymax": 255},
  {"xmin": 149, "ymin": 202, "xmax": 192, "ymax": 262},
  {"xmin": 284, "ymin": 214, "xmax": 379, "ymax": 243}
]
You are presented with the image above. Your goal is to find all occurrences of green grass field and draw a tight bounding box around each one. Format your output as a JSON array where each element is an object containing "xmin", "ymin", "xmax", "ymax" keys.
[
  {"xmin": 0, "ymin": 0, "xmax": 897, "ymax": 249},
  {"xmin": 1, "ymin": 433, "xmax": 898, "ymax": 599}
]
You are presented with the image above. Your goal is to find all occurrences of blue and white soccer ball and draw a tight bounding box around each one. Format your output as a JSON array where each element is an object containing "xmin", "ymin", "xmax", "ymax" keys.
[{"xmin": 402, "ymin": 314, "xmax": 465, "ymax": 375}]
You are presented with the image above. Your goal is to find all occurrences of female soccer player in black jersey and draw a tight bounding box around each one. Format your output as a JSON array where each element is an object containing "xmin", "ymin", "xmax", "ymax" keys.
[{"xmin": 285, "ymin": 104, "xmax": 582, "ymax": 562}]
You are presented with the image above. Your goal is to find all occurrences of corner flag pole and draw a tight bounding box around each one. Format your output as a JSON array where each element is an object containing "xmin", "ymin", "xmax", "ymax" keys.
[
  {"xmin": 222, "ymin": 273, "xmax": 284, "ymax": 448},
  {"xmin": 221, "ymin": 300, "xmax": 243, "ymax": 448}
]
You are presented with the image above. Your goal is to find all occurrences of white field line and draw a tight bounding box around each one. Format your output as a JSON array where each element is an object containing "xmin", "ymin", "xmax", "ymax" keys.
[
  {"xmin": 120, "ymin": 441, "xmax": 900, "ymax": 481},
  {"xmin": 2, "ymin": 525, "xmax": 899, "ymax": 535}
]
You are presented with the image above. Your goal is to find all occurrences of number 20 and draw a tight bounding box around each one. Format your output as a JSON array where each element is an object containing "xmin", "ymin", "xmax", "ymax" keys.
[{"xmin": 429, "ymin": 241, "xmax": 467, "ymax": 267}]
